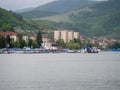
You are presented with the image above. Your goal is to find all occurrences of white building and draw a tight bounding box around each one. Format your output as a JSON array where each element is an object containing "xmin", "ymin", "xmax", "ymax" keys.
[{"xmin": 22, "ymin": 36, "xmax": 29, "ymax": 42}]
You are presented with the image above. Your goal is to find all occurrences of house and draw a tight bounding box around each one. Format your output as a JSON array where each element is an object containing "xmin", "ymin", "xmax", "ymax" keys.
[
  {"xmin": 0, "ymin": 32, "xmax": 18, "ymax": 42},
  {"xmin": 29, "ymin": 34, "xmax": 37, "ymax": 41},
  {"xmin": 41, "ymin": 32, "xmax": 52, "ymax": 49},
  {"xmin": 22, "ymin": 36, "xmax": 29, "ymax": 43}
]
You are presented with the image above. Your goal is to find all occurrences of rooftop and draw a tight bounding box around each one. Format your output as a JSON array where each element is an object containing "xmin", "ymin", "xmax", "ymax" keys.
[{"xmin": 0, "ymin": 32, "xmax": 17, "ymax": 36}]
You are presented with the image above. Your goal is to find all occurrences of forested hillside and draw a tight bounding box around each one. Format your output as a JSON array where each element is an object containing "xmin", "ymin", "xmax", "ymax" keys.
[
  {"xmin": 69, "ymin": 0, "xmax": 120, "ymax": 38},
  {"xmin": 38, "ymin": 0, "xmax": 120, "ymax": 38},
  {"xmin": 0, "ymin": 8, "xmax": 40, "ymax": 31},
  {"xmin": 1, "ymin": 0, "xmax": 120, "ymax": 39}
]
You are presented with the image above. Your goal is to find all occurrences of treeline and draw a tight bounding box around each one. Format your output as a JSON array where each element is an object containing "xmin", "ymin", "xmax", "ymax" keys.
[
  {"xmin": 0, "ymin": 35, "xmax": 38, "ymax": 48},
  {"xmin": 56, "ymin": 39, "xmax": 81, "ymax": 50},
  {"xmin": 56, "ymin": 38, "xmax": 120, "ymax": 50},
  {"xmin": 0, "ymin": 31, "xmax": 43, "ymax": 49}
]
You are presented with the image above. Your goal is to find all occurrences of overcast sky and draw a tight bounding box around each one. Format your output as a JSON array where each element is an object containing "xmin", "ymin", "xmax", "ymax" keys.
[
  {"xmin": 0, "ymin": 0, "xmax": 56, "ymax": 11},
  {"xmin": 0, "ymin": 0, "xmax": 107, "ymax": 11}
]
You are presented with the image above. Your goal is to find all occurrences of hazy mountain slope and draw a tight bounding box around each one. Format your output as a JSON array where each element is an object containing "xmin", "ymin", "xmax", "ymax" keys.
[
  {"xmin": 19, "ymin": 10, "xmax": 58, "ymax": 19},
  {"xmin": 35, "ymin": 0, "xmax": 90, "ymax": 13},
  {"xmin": 19, "ymin": 0, "xmax": 90, "ymax": 19},
  {"xmin": 0, "ymin": 8, "xmax": 40, "ymax": 31},
  {"xmin": 39, "ymin": 6, "xmax": 92, "ymax": 22},
  {"xmin": 15, "ymin": 7, "xmax": 34, "ymax": 13}
]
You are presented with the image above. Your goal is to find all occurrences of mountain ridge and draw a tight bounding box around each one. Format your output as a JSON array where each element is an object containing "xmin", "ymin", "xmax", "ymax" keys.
[{"xmin": 18, "ymin": 0, "xmax": 91, "ymax": 19}]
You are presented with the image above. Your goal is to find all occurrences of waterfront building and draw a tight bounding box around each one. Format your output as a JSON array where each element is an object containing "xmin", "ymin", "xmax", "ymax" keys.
[
  {"xmin": 74, "ymin": 32, "xmax": 79, "ymax": 39},
  {"xmin": 29, "ymin": 34, "xmax": 36, "ymax": 41},
  {"xmin": 22, "ymin": 36, "xmax": 29, "ymax": 43},
  {"xmin": 54, "ymin": 30, "xmax": 79, "ymax": 43},
  {"xmin": 68, "ymin": 31, "xmax": 73, "ymax": 42},
  {"xmin": 0, "ymin": 32, "xmax": 18, "ymax": 42},
  {"xmin": 54, "ymin": 30, "xmax": 61, "ymax": 41},
  {"xmin": 60, "ymin": 30, "xmax": 68, "ymax": 42}
]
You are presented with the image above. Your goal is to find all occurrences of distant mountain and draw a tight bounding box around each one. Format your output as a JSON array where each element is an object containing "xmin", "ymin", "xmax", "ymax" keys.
[
  {"xmin": 36, "ymin": 0, "xmax": 120, "ymax": 39},
  {"xmin": 15, "ymin": 7, "xmax": 34, "ymax": 13},
  {"xmin": 0, "ymin": 8, "xmax": 40, "ymax": 31},
  {"xmin": 18, "ymin": 0, "xmax": 90, "ymax": 19},
  {"xmin": 35, "ymin": 0, "xmax": 90, "ymax": 13}
]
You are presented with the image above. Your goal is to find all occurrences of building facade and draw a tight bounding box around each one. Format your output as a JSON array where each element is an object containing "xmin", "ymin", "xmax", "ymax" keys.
[
  {"xmin": 54, "ymin": 30, "xmax": 79, "ymax": 43},
  {"xmin": 68, "ymin": 31, "xmax": 73, "ymax": 42},
  {"xmin": 0, "ymin": 32, "xmax": 18, "ymax": 42},
  {"xmin": 54, "ymin": 30, "xmax": 60, "ymax": 41},
  {"xmin": 60, "ymin": 30, "xmax": 68, "ymax": 42}
]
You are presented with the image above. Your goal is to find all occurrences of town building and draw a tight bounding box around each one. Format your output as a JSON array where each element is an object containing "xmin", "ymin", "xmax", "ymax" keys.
[
  {"xmin": 29, "ymin": 34, "xmax": 36, "ymax": 41},
  {"xmin": 54, "ymin": 30, "xmax": 61, "ymax": 41},
  {"xmin": 0, "ymin": 32, "xmax": 18, "ymax": 42},
  {"xmin": 41, "ymin": 32, "xmax": 52, "ymax": 49},
  {"xmin": 73, "ymin": 31, "xmax": 79, "ymax": 39},
  {"xmin": 54, "ymin": 30, "xmax": 79, "ymax": 42},
  {"xmin": 60, "ymin": 30, "xmax": 68, "ymax": 42},
  {"xmin": 22, "ymin": 36, "xmax": 29, "ymax": 43},
  {"xmin": 68, "ymin": 31, "xmax": 73, "ymax": 42}
]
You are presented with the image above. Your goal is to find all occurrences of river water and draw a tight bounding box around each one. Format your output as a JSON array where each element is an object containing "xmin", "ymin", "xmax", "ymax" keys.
[{"xmin": 0, "ymin": 52, "xmax": 120, "ymax": 90}]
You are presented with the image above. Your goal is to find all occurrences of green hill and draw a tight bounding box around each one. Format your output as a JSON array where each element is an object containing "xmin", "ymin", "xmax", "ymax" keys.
[
  {"xmin": 0, "ymin": 8, "xmax": 40, "ymax": 31},
  {"xmin": 36, "ymin": 0, "xmax": 120, "ymax": 39}
]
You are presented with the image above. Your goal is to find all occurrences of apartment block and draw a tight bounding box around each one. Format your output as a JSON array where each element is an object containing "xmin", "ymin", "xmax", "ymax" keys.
[
  {"xmin": 54, "ymin": 30, "xmax": 60, "ymax": 41},
  {"xmin": 54, "ymin": 30, "xmax": 79, "ymax": 43},
  {"xmin": 68, "ymin": 31, "xmax": 73, "ymax": 42},
  {"xmin": 74, "ymin": 32, "xmax": 79, "ymax": 39},
  {"xmin": 60, "ymin": 30, "xmax": 68, "ymax": 42}
]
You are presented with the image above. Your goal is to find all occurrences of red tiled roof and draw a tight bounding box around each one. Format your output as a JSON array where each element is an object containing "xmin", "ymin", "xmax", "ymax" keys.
[{"xmin": 0, "ymin": 32, "xmax": 17, "ymax": 36}]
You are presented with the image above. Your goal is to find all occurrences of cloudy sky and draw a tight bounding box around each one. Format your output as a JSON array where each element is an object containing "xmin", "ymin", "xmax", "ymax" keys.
[
  {"xmin": 0, "ymin": 0, "xmax": 56, "ymax": 11},
  {"xmin": 0, "ymin": 0, "xmax": 107, "ymax": 11}
]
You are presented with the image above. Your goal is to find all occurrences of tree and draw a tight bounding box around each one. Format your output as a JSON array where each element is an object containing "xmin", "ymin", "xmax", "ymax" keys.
[
  {"xmin": 56, "ymin": 39, "xmax": 65, "ymax": 47},
  {"xmin": 28, "ymin": 39, "xmax": 33, "ymax": 47},
  {"xmin": 0, "ymin": 35, "xmax": 5, "ymax": 48},
  {"xmin": 12, "ymin": 41, "xmax": 20, "ymax": 48},
  {"xmin": 19, "ymin": 39, "xmax": 26, "ymax": 48},
  {"xmin": 32, "ymin": 40, "xmax": 38, "ymax": 48},
  {"xmin": 112, "ymin": 42, "xmax": 120, "ymax": 49},
  {"xmin": 5, "ymin": 35, "xmax": 11, "ymax": 48},
  {"xmin": 28, "ymin": 39, "xmax": 38, "ymax": 48},
  {"xmin": 66, "ymin": 41, "xmax": 80, "ymax": 50},
  {"xmin": 37, "ymin": 31, "xmax": 43, "ymax": 47}
]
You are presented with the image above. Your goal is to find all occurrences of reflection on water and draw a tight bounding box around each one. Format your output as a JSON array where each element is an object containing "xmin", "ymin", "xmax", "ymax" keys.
[{"xmin": 0, "ymin": 52, "xmax": 120, "ymax": 90}]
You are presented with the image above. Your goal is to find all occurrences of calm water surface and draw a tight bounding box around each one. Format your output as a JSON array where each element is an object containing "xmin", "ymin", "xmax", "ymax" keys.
[{"xmin": 0, "ymin": 52, "xmax": 120, "ymax": 90}]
